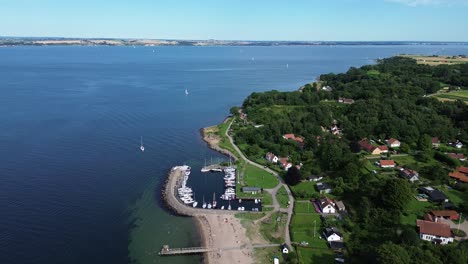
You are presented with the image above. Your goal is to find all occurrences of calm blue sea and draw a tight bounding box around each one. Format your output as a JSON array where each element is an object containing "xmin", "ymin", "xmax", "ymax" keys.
[{"xmin": 0, "ymin": 45, "xmax": 467, "ymax": 264}]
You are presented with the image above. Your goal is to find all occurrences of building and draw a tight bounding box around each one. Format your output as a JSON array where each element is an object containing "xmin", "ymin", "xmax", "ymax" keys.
[
  {"xmin": 282, "ymin": 133, "xmax": 304, "ymax": 145},
  {"xmin": 399, "ymin": 168, "xmax": 419, "ymax": 182},
  {"xmin": 416, "ymin": 220, "xmax": 453, "ymax": 245},
  {"xmin": 449, "ymin": 166, "xmax": 468, "ymax": 183},
  {"xmin": 281, "ymin": 244, "xmax": 289, "ymax": 254},
  {"xmin": 323, "ymin": 227, "xmax": 343, "ymax": 242},
  {"xmin": 318, "ymin": 196, "xmax": 336, "ymax": 213},
  {"xmin": 386, "ymin": 138, "xmax": 401, "ymax": 148},
  {"xmin": 265, "ymin": 152, "xmax": 279, "ymax": 163},
  {"xmin": 447, "ymin": 153, "xmax": 466, "ymax": 161},
  {"xmin": 279, "ymin": 157, "xmax": 292, "ymax": 171},
  {"xmin": 449, "ymin": 140, "xmax": 463, "ymax": 149},
  {"xmin": 316, "ymin": 182, "xmax": 332, "ymax": 194},
  {"xmin": 426, "ymin": 210, "xmax": 460, "ymax": 221},
  {"xmin": 338, "ymin": 97, "xmax": 355, "ymax": 104},
  {"xmin": 358, "ymin": 139, "xmax": 387, "ymax": 155},
  {"xmin": 419, "ymin": 187, "xmax": 449, "ymax": 203},
  {"xmin": 335, "ymin": 201, "xmax": 346, "ymax": 211},
  {"xmin": 432, "ymin": 137, "xmax": 441, "ymax": 148},
  {"xmin": 242, "ymin": 187, "xmax": 262, "ymax": 193},
  {"xmin": 379, "ymin": 160, "xmax": 396, "ymax": 168}
]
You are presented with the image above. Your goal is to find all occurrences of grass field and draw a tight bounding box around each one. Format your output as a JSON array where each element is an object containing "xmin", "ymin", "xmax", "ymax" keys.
[
  {"xmin": 260, "ymin": 212, "xmax": 288, "ymax": 243},
  {"xmin": 290, "ymin": 181, "xmax": 319, "ymax": 199},
  {"xmin": 297, "ymin": 247, "xmax": 335, "ymax": 264},
  {"xmin": 440, "ymin": 186, "xmax": 468, "ymax": 207},
  {"xmin": 294, "ymin": 202, "xmax": 315, "ymax": 214},
  {"xmin": 216, "ymin": 119, "xmax": 240, "ymax": 159},
  {"xmin": 276, "ymin": 186, "xmax": 290, "ymax": 208},
  {"xmin": 290, "ymin": 213, "xmax": 328, "ymax": 249},
  {"xmin": 433, "ymin": 91, "xmax": 468, "ymax": 103},
  {"xmin": 401, "ymin": 198, "xmax": 435, "ymax": 226},
  {"xmin": 243, "ymin": 163, "xmax": 279, "ymax": 189},
  {"xmin": 401, "ymin": 55, "xmax": 468, "ymax": 65}
]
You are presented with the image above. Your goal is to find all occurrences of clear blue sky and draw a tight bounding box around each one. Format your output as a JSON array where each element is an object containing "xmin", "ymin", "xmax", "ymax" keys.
[{"xmin": 1, "ymin": 0, "xmax": 467, "ymax": 41}]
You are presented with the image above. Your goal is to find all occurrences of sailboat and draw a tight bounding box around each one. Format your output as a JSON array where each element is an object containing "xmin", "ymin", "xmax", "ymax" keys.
[
  {"xmin": 140, "ymin": 136, "xmax": 145, "ymax": 152},
  {"xmin": 207, "ymin": 202, "xmax": 212, "ymax": 209},
  {"xmin": 192, "ymin": 192, "xmax": 198, "ymax": 208},
  {"xmin": 202, "ymin": 195, "xmax": 207, "ymax": 209},
  {"xmin": 228, "ymin": 200, "xmax": 231, "ymax": 210},
  {"xmin": 185, "ymin": 89, "xmax": 189, "ymax": 95},
  {"xmin": 212, "ymin": 193, "xmax": 217, "ymax": 208}
]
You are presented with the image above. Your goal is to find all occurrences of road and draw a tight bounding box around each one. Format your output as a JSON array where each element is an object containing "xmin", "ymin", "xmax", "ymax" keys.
[{"xmin": 225, "ymin": 119, "xmax": 295, "ymax": 248}]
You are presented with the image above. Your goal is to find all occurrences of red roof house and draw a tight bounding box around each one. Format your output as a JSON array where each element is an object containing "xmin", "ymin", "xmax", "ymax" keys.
[
  {"xmin": 416, "ymin": 220, "xmax": 453, "ymax": 244},
  {"xmin": 379, "ymin": 160, "xmax": 396, "ymax": 168}
]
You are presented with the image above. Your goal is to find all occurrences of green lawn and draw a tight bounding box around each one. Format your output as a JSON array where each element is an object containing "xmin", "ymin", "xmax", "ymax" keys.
[
  {"xmin": 290, "ymin": 181, "xmax": 319, "ymax": 199},
  {"xmin": 294, "ymin": 202, "xmax": 315, "ymax": 214},
  {"xmin": 434, "ymin": 91, "xmax": 468, "ymax": 103},
  {"xmin": 367, "ymin": 69, "xmax": 381, "ymax": 76},
  {"xmin": 277, "ymin": 186, "xmax": 290, "ymax": 208},
  {"xmin": 441, "ymin": 187, "xmax": 468, "ymax": 207},
  {"xmin": 254, "ymin": 247, "xmax": 284, "ymax": 264},
  {"xmin": 297, "ymin": 247, "xmax": 335, "ymax": 264},
  {"xmin": 260, "ymin": 212, "xmax": 288, "ymax": 243},
  {"xmin": 290, "ymin": 213, "xmax": 328, "ymax": 249},
  {"xmin": 401, "ymin": 198, "xmax": 436, "ymax": 226},
  {"xmin": 243, "ymin": 163, "xmax": 279, "ymax": 189}
]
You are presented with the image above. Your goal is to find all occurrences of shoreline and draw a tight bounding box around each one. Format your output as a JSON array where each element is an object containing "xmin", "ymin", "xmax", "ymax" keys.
[{"xmin": 162, "ymin": 166, "xmax": 254, "ymax": 264}]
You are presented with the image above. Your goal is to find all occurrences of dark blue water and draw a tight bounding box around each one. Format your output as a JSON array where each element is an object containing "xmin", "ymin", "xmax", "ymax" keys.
[{"xmin": 1, "ymin": 45, "xmax": 467, "ymax": 264}]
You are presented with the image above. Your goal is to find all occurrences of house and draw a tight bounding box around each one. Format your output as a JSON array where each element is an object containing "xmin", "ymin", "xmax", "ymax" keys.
[
  {"xmin": 335, "ymin": 201, "xmax": 346, "ymax": 211},
  {"xmin": 265, "ymin": 152, "xmax": 279, "ymax": 163},
  {"xmin": 432, "ymin": 137, "xmax": 441, "ymax": 148},
  {"xmin": 273, "ymin": 257, "xmax": 279, "ymax": 264},
  {"xmin": 279, "ymin": 157, "xmax": 292, "ymax": 171},
  {"xmin": 242, "ymin": 187, "xmax": 262, "ymax": 193},
  {"xmin": 379, "ymin": 160, "xmax": 396, "ymax": 168},
  {"xmin": 399, "ymin": 168, "xmax": 419, "ymax": 182},
  {"xmin": 282, "ymin": 133, "xmax": 304, "ymax": 145},
  {"xmin": 419, "ymin": 187, "xmax": 449, "ymax": 203},
  {"xmin": 323, "ymin": 227, "xmax": 343, "ymax": 242},
  {"xmin": 377, "ymin": 145, "xmax": 389, "ymax": 153},
  {"xmin": 338, "ymin": 97, "xmax": 355, "ymax": 104},
  {"xmin": 427, "ymin": 210, "xmax": 460, "ymax": 221},
  {"xmin": 308, "ymin": 176, "xmax": 323, "ymax": 182},
  {"xmin": 386, "ymin": 138, "xmax": 401, "ymax": 148},
  {"xmin": 416, "ymin": 220, "xmax": 454, "ymax": 245},
  {"xmin": 281, "ymin": 244, "xmax": 289, "ymax": 254},
  {"xmin": 449, "ymin": 140, "xmax": 463, "ymax": 149},
  {"xmin": 358, "ymin": 139, "xmax": 384, "ymax": 155},
  {"xmin": 449, "ymin": 166, "xmax": 468, "ymax": 183},
  {"xmin": 322, "ymin": 85, "xmax": 333, "ymax": 92},
  {"xmin": 447, "ymin": 153, "xmax": 466, "ymax": 161},
  {"xmin": 330, "ymin": 125, "xmax": 341, "ymax": 135},
  {"xmin": 316, "ymin": 183, "xmax": 332, "ymax": 194},
  {"xmin": 318, "ymin": 196, "xmax": 336, "ymax": 213}
]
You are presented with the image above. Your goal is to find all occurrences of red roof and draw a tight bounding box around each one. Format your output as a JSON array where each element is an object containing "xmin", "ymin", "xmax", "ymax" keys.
[
  {"xmin": 457, "ymin": 166, "xmax": 468, "ymax": 174},
  {"xmin": 378, "ymin": 145, "xmax": 388, "ymax": 151},
  {"xmin": 417, "ymin": 220, "xmax": 452, "ymax": 237},
  {"xmin": 283, "ymin": 134, "xmax": 295, "ymax": 140},
  {"xmin": 380, "ymin": 160, "xmax": 395, "ymax": 166},
  {"xmin": 295, "ymin": 137, "xmax": 304, "ymax": 143},
  {"xmin": 387, "ymin": 138, "xmax": 400, "ymax": 145},
  {"xmin": 358, "ymin": 139, "xmax": 376, "ymax": 152},
  {"xmin": 448, "ymin": 153, "xmax": 465, "ymax": 160},
  {"xmin": 430, "ymin": 210, "xmax": 459, "ymax": 218},
  {"xmin": 432, "ymin": 137, "xmax": 440, "ymax": 144},
  {"xmin": 449, "ymin": 171, "xmax": 468, "ymax": 183}
]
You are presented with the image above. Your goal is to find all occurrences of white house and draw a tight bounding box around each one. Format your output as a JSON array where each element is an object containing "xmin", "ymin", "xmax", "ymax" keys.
[
  {"xmin": 279, "ymin": 157, "xmax": 292, "ymax": 171},
  {"xmin": 316, "ymin": 182, "xmax": 332, "ymax": 194},
  {"xmin": 416, "ymin": 220, "xmax": 453, "ymax": 245},
  {"xmin": 323, "ymin": 227, "xmax": 343, "ymax": 242},
  {"xmin": 281, "ymin": 244, "xmax": 289, "ymax": 254},
  {"xmin": 318, "ymin": 197, "xmax": 336, "ymax": 214},
  {"xmin": 386, "ymin": 138, "xmax": 401, "ymax": 148},
  {"xmin": 265, "ymin": 152, "xmax": 279, "ymax": 163},
  {"xmin": 399, "ymin": 168, "xmax": 419, "ymax": 183}
]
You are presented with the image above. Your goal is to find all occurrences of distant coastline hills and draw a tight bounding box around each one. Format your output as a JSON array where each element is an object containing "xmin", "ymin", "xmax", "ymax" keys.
[{"xmin": 1, "ymin": 37, "xmax": 467, "ymax": 47}]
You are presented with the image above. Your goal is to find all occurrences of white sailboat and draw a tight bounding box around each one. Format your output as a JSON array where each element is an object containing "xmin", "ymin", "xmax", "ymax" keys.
[
  {"xmin": 140, "ymin": 136, "xmax": 145, "ymax": 152},
  {"xmin": 212, "ymin": 192, "xmax": 217, "ymax": 208},
  {"xmin": 228, "ymin": 200, "xmax": 231, "ymax": 210},
  {"xmin": 192, "ymin": 192, "xmax": 198, "ymax": 208},
  {"xmin": 185, "ymin": 89, "xmax": 189, "ymax": 95},
  {"xmin": 202, "ymin": 195, "xmax": 207, "ymax": 209}
]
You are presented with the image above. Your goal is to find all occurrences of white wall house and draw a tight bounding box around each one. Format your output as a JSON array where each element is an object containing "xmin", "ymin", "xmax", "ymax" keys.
[
  {"xmin": 322, "ymin": 204, "xmax": 336, "ymax": 214},
  {"xmin": 417, "ymin": 220, "xmax": 453, "ymax": 245}
]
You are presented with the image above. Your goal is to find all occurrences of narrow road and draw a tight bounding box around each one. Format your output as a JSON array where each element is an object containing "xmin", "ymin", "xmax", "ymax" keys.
[{"xmin": 225, "ymin": 119, "xmax": 295, "ymax": 248}]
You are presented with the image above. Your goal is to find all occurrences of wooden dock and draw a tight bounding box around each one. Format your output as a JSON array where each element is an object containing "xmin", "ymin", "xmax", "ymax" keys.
[{"xmin": 159, "ymin": 245, "xmax": 215, "ymax": 256}]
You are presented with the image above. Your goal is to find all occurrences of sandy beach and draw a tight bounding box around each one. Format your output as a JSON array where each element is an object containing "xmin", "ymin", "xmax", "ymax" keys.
[{"xmin": 195, "ymin": 214, "xmax": 255, "ymax": 264}]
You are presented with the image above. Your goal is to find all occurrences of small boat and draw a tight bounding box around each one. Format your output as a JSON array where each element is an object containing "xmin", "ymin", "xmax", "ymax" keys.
[
  {"xmin": 207, "ymin": 203, "xmax": 212, "ymax": 209},
  {"xmin": 202, "ymin": 196, "xmax": 206, "ymax": 209},
  {"xmin": 192, "ymin": 201, "xmax": 198, "ymax": 207},
  {"xmin": 238, "ymin": 199, "xmax": 242, "ymax": 203},
  {"xmin": 228, "ymin": 200, "xmax": 231, "ymax": 210},
  {"xmin": 212, "ymin": 193, "xmax": 217, "ymax": 208},
  {"xmin": 185, "ymin": 89, "xmax": 189, "ymax": 95},
  {"xmin": 221, "ymin": 206, "xmax": 224, "ymax": 210},
  {"xmin": 140, "ymin": 136, "xmax": 145, "ymax": 152}
]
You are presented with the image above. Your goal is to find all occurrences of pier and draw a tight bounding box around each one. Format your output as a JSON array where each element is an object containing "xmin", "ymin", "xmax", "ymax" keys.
[
  {"xmin": 159, "ymin": 245, "xmax": 215, "ymax": 256},
  {"xmin": 200, "ymin": 163, "xmax": 226, "ymax": 172}
]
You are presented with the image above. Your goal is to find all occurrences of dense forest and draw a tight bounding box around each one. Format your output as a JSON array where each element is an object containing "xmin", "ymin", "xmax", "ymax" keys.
[{"xmin": 232, "ymin": 57, "xmax": 468, "ymax": 263}]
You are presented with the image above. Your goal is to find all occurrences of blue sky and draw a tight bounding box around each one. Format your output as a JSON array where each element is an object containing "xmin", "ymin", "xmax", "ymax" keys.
[{"xmin": 0, "ymin": 0, "xmax": 467, "ymax": 41}]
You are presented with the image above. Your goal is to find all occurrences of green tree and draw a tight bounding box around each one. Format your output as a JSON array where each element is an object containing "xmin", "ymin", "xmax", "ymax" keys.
[
  {"xmin": 376, "ymin": 242, "xmax": 410, "ymax": 264},
  {"xmin": 285, "ymin": 166, "xmax": 301, "ymax": 186},
  {"xmin": 380, "ymin": 179, "xmax": 413, "ymax": 213}
]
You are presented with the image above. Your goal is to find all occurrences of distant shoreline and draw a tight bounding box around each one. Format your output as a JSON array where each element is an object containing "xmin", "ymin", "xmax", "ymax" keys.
[{"xmin": 1, "ymin": 37, "xmax": 468, "ymax": 47}]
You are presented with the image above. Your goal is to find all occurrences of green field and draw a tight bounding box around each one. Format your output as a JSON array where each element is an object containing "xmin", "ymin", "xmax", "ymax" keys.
[
  {"xmin": 294, "ymin": 202, "xmax": 316, "ymax": 214},
  {"xmin": 277, "ymin": 186, "xmax": 290, "ymax": 208},
  {"xmin": 401, "ymin": 198, "xmax": 435, "ymax": 226},
  {"xmin": 441, "ymin": 187, "xmax": 468, "ymax": 207},
  {"xmin": 216, "ymin": 119, "xmax": 240, "ymax": 159},
  {"xmin": 243, "ymin": 163, "xmax": 279, "ymax": 189},
  {"xmin": 433, "ymin": 91, "xmax": 468, "ymax": 103},
  {"xmin": 290, "ymin": 213, "xmax": 328, "ymax": 249},
  {"xmin": 297, "ymin": 247, "xmax": 335, "ymax": 264},
  {"xmin": 260, "ymin": 212, "xmax": 288, "ymax": 243},
  {"xmin": 290, "ymin": 181, "xmax": 319, "ymax": 199}
]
